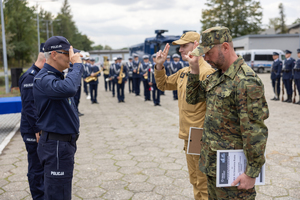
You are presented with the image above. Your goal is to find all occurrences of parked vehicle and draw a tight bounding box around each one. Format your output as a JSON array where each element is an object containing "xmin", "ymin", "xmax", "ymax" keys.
[{"xmin": 236, "ymin": 49, "xmax": 285, "ymax": 73}]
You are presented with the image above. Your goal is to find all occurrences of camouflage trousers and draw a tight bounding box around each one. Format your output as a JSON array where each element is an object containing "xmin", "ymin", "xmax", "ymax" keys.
[
  {"xmin": 184, "ymin": 141, "xmax": 208, "ymax": 200},
  {"xmin": 207, "ymin": 175, "xmax": 256, "ymax": 200}
]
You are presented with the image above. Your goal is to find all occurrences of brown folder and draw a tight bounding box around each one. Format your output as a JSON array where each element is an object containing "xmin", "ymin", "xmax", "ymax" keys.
[{"xmin": 187, "ymin": 127, "xmax": 203, "ymax": 155}]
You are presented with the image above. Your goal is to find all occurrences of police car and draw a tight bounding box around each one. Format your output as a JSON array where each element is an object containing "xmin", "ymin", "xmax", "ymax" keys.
[{"xmin": 236, "ymin": 49, "xmax": 285, "ymax": 73}]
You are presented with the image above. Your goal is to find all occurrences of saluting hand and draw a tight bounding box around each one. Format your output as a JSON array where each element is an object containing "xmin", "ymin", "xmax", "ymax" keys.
[
  {"xmin": 184, "ymin": 41, "xmax": 200, "ymax": 74},
  {"xmin": 69, "ymin": 46, "xmax": 82, "ymax": 64},
  {"xmin": 156, "ymin": 43, "xmax": 170, "ymax": 70}
]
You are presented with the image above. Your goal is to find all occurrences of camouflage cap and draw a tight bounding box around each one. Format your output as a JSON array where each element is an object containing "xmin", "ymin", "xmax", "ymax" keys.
[
  {"xmin": 172, "ymin": 32, "xmax": 200, "ymax": 45},
  {"xmin": 191, "ymin": 26, "xmax": 232, "ymax": 56}
]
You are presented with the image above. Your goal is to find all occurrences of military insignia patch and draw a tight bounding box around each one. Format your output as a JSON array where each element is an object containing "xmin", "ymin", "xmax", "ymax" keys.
[{"xmin": 180, "ymin": 72, "xmax": 185, "ymax": 78}]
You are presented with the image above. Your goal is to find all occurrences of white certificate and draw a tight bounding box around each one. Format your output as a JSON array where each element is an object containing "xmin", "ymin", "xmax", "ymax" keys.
[{"xmin": 216, "ymin": 149, "xmax": 265, "ymax": 187}]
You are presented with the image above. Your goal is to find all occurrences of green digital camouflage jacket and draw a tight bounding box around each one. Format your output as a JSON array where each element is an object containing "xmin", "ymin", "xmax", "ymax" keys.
[{"xmin": 186, "ymin": 56, "xmax": 269, "ymax": 178}]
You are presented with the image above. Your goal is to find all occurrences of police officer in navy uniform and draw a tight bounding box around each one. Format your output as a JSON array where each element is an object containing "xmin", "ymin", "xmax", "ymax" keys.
[
  {"xmin": 19, "ymin": 43, "xmax": 45, "ymax": 200},
  {"xmin": 294, "ymin": 48, "xmax": 300, "ymax": 104},
  {"xmin": 127, "ymin": 56, "xmax": 134, "ymax": 93},
  {"xmin": 109, "ymin": 57, "xmax": 118, "ymax": 97},
  {"xmin": 87, "ymin": 57, "xmax": 101, "ymax": 104},
  {"xmin": 164, "ymin": 55, "xmax": 172, "ymax": 76},
  {"xmin": 112, "ymin": 56, "xmax": 128, "ymax": 102},
  {"xmin": 270, "ymin": 52, "xmax": 282, "ymax": 101},
  {"xmin": 170, "ymin": 54, "xmax": 184, "ymax": 100},
  {"xmin": 148, "ymin": 61, "xmax": 161, "ymax": 106},
  {"xmin": 132, "ymin": 54, "xmax": 141, "ymax": 96},
  {"xmin": 33, "ymin": 36, "xmax": 83, "ymax": 200},
  {"xmin": 282, "ymin": 50, "xmax": 296, "ymax": 102},
  {"xmin": 140, "ymin": 55, "xmax": 151, "ymax": 101},
  {"xmin": 83, "ymin": 57, "xmax": 90, "ymax": 99}
]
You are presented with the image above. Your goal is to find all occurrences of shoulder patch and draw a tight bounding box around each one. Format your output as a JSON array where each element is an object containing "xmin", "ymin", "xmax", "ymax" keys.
[
  {"xmin": 29, "ymin": 69, "xmax": 36, "ymax": 75},
  {"xmin": 241, "ymin": 64, "xmax": 255, "ymax": 77}
]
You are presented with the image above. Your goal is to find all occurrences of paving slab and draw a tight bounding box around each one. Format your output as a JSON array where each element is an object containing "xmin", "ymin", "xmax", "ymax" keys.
[{"xmin": 0, "ymin": 73, "xmax": 299, "ymax": 199}]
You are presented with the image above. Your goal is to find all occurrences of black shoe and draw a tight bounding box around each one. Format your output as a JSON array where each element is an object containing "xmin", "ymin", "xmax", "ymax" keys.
[
  {"xmin": 78, "ymin": 112, "xmax": 84, "ymax": 117},
  {"xmin": 157, "ymin": 104, "xmax": 161, "ymax": 106},
  {"xmin": 297, "ymin": 101, "xmax": 300, "ymax": 104},
  {"xmin": 91, "ymin": 101, "xmax": 94, "ymax": 104},
  {"xmin": 122, "ymin": 100, "xmax": 125, "ymax": 103},
  {"xmin": 113, "ymin": 95, "xmax": 115, "ymax": 97},
  {"xmin": 118, "ymin": 100, "xmax": 121, "ymax": 103},
  {"xmin": 94, "ymin": 101, "xmax": 99, "ymax": 104},
  {"xmin": 270, "ymin": 97, "xmax": 277, "ymax": 101}
]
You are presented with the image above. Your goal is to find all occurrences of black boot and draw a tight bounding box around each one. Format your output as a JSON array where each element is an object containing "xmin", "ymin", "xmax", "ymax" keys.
[
  {"xmin": 297, "ymin": 100, "xmax": 300, "ymax": 104},
  {"xmin": 287, "ymin": 95, "xmax": 292, "ymax": 103}
]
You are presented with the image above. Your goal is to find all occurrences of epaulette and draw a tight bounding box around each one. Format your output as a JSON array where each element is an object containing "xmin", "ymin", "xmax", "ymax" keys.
[
  {"xmin": 241, "ymin": 64, "xmax": 255, "ymax": 77},
  {"xmin": 29, "ymin": 69, "xmax": 36, "ymax": 75}
]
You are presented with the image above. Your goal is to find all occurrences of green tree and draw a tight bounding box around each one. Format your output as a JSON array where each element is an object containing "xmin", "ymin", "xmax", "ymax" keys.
[
  {"xmin": 292, "ymin": 18, "xmax": 300, "ymax": 25},
  {"xmin": 3, "ymin": 0, "xmax": 37, "ymax": 67},
  {"xmin": 104, "ymin": 45, "xmax": 112, "ymax": 50},
  {"xmin": 92, "ymin": 44, "xmax": 103, "ymax": 50},
  {"xmin": 278, "ymin": 3, "xmax": 287, "ymax": 33},
  {"xmin": 39, "ymin": 8, "xmax": 53, "ymax": 43},
  {"xmin": 53, "ymin": 0, "xmax": 93, "ymax": 50},
  {"xmin": 201, "ymin": 0, "xmax": 263, "ymax": 38},
  {"xmin": 0, "ymin": 29, "xmax": 15, "ymax": 59}
]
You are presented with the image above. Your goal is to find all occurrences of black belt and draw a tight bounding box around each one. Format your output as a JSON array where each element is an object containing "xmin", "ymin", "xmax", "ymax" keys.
[{"xmin": 42, "ymin": 131, "xmax": 79, "ymax": 142}]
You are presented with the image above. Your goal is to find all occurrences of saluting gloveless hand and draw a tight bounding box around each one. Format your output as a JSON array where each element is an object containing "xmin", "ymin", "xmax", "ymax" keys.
[
  {"xmin": 156, "ymin": 43, "xmax": 170, "ymax": 70},
  {"xmin": 69, "ymin": 46, "xmax": 82, "ymax": 64},
  {"xmin": 184, "ymin": 41, "xmax": 201, "ymax": 74}
]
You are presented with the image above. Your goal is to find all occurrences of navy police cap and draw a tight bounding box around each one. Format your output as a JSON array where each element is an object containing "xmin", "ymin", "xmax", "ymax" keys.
[
  {"xmin": 143, "ymin": 55, "xmax": 149, "ymax": 59},
  {"xmin": 133, "ymin": 53, "xmax": 139, "ymax": 58},
  {"xmin": 40, "ymin": 43, "xmax": 45, "ymax": 53},
  {"xmin": 285, "ymin": 50, "xmax": 292, "ymax": 54},
  {"xmin": 90, "ymin": 58, "xmax": 95, "ymax": 61},
  {"xmin": 172, "ymin": 53, "xmax": 180, "ymax": 58},
  {"xmin": 167, "ymin": 55, "xmax": 170, "ymax": 59},
  {"xmin": 297, "ymin": 48, "xmax": 300, "ymax": 53},
  {"xmin": 44, "ymin": 36, "xmax": 80, "ymax": 53},
  {"xmin": 128, "ymin": 56, "xmax": 133, "ymax": 60},
  {"xmin": 273, "ymin": 52, "xmax": 279, "ymax": 56},
  {"xmin": 117, "ymin": 56, "xmax": 122, "ymax": 60}
]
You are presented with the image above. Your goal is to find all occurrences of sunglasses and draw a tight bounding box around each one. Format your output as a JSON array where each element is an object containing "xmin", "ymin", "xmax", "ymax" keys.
[{"xmin": 55, "ymin": 51, "xmax": 69, "ymax": 55}]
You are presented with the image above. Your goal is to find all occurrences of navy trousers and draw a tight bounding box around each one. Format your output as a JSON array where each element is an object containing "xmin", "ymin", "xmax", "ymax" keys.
[
  {"xmin": 128, "ymin": 77, "xmax": 133, "ymax": 93},
  {"xmin": 117, "ymin": 82, "xmax": 125, "ymax": 101},
  {"xmin": 283, "ymin": 79, "xmax": 293, "ymax": 95},
  {"xmin": 271, "ymin": 78, "xmax": 280, "ymax": 97},
  {"xmin": 295, "ymin": 79, "xmax": 300, "ymax": 95},
  {"xmin": 133, "ymin": 77, "xmax": 141, "ymax": 95},
  {"xmin": 74, "ymin": 84, "xmax": 81, "ymax": 111},
  {"xmin": 152, "ymin": 84, "xmax": 160, "ymax": 105},
  {"xmin": 143, "ymin": 79, "xmax": 150, "ymax": 100},
  {"xmin": 173, "ymin": 90, "xmax": 178, "ymax": 99},
  {"xmin": 112, "ymin": 80, "xmax": 116, "ymax": 96},
  {"xmin": 83, "ymin": 81, "xmax": 88, "ymax": 95},
  {"xmin": 103, "ymin": 74, "xmax": 111, "ymax": 91},
  {"xmin": 22, "ymin": 133, "xmax": 44, "ymax": 200},
  {"xmin": 89, "ymin": 83, "xmax": 98, "ymax": 103},
  {"xmin": 37, "ymin": 132, "xmax": 77, "ymax": 200}
]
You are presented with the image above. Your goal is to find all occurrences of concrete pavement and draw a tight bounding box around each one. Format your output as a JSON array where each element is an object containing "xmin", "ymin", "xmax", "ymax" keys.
[{"xmin": 0, "ymin": 73, "xmax": 299, "ymax": 199}]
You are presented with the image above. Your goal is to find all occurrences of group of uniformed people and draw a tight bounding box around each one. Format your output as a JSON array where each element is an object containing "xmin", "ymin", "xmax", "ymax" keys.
[
  {"xmin": 96, "ymin": 53, "xmax": 187, "ymax": 106},
  {"xmin": 271, "ymin": 49, "xmax": 300, "ymax": 104}
]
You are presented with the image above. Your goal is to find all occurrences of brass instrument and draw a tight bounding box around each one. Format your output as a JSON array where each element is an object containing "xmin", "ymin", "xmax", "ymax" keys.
[
  {"xmin": 118, "ymin": 65, "xmax": 125, "ymax": 84},
  {"xmin": 85, "ymin": 69, "xmax": 103, "ymax": 83},
  {"xmin": 103, "ymin": 56, "xmax": 110, "ymax": 75}
]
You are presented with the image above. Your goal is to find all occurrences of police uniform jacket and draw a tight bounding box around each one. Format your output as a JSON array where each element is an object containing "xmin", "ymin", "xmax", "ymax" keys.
[
  {"xmin": 164, "ymin": 61, "xmax": 171, "ymax": 76},
  {"xmin": 282, "ymin": 58, "xmax": 296, "ymax": 80},
  {"xmin": 19, "ymin": 64, "xmax": 41, "ymax": 135},
  {"xmin": 132, "ymin": 60, "xmax": 141, "ymax": 78},
  {"xmin": 270, "ymin": 59, "xmax": 282, "ymax": 80},
  {"xmin": 148, "ymin": 65, "xmax": 156, "ymax": 84},
  {"xmin": 82, "ymin": 63, "xmax": 90, "ymax": 78},
  {"xmin": 127, "ymin": 62, "xmax": 133, "ymax": 78},
  {"xmin": 155, "ymin": 58, "xmax": 215, "ymax": 140},
  {"xmin": 186, "ymin": 56, "xmax": 269, "ymax": 178},
  {"xmin": 170, "ymin": 61, "xmax": 184, "ymax": 74},
  {"xmin": 33, "ymin": 63, "xmax": 83, "ymax": 134},
  {"xmin": 111, "ymin": 63, "xmax": 128, "ymax": 83},
  {"xmin": 293, "ymin": 59, "xmax": 300, "ymax": 80},
  {"xmin": 140, "ymin": 61, "xmax": 151, "ymax": 77},
  {"xmin": 87, "ymin": 64, "xmax": 101, "ymax": 84}
]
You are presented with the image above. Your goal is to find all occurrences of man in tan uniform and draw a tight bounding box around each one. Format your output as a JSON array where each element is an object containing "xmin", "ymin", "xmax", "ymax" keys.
[{"xmin": 154, "ymin": 32, "xmax": 215, "ymax": 200}]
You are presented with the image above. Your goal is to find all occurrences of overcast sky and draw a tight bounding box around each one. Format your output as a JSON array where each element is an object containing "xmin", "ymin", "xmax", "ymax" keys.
[{"xmin": 28, "ymin": 0, "xmax": 300, "ymax": 49}]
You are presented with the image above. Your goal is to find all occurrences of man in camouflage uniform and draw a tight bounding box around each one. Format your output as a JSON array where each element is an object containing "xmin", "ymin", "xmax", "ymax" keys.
[
  {"xmin": 185, "ymin": 27, "xmax": 269, "ymax": 199},
  {"xmin": 155, "ymin": 31, "xmax": 215, "ymax": 200}
]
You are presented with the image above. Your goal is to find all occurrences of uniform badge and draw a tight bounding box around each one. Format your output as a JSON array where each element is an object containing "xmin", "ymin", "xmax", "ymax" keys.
[
  {"xmin": 180, "ymin": 72, "xmax": 185, "ymax": 78},
  {"xmin": 68, "ymin": 98, "xmax": 71, "ymax": 105}
]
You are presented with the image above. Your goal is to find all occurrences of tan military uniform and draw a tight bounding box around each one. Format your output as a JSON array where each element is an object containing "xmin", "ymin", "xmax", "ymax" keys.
[{"xmin": 155, "ymin": 57, "xmax": 215, "ymax": 200}]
